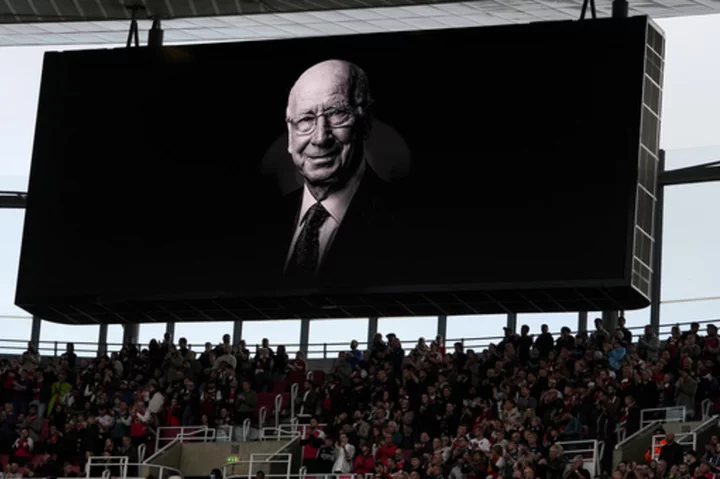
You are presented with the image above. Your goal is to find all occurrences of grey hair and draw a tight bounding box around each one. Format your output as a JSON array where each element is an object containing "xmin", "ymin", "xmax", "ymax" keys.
[
  {"xmin": 342, "ymin": 61, "xmax": 373, "ymax": 133},
  {"xmin": 344, "ymin": 61, "xmax": 373, "ymax": 111}
]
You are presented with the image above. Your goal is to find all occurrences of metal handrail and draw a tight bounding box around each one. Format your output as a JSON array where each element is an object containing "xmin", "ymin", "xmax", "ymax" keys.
[
  {"xmin": 152, "ymin": 425, "xmax": 217, "ymax": 457},
  {"xmin": 86, "ymin": 455, "xmax": 129, "ymax": 478},
  {"xmin": 1, "ymin": 318, "xmax": 716, "ymax": 360},
  {"xmin": 223, "ymin": 453, "xmax": 293, "ymax": 479},
  {"xmin": 640, "ymin": 406, "xmax": 686, "ymax": 427},
  {"xmin": 701, "ymin": 398, "xmax": 713, "ymax": 420},
  {"xmin": 86, "ymin": 456, "xmax": 183, "ymax": 479},
  {"xmin": 614, "ymin": 421, "xmax": 661, "ymax": 449}
]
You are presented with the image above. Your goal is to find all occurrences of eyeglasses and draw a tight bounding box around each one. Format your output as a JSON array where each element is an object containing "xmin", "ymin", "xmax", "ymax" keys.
[{"xmin": 286, "ymin": 106, "xmax": 360, "ymax": 135}]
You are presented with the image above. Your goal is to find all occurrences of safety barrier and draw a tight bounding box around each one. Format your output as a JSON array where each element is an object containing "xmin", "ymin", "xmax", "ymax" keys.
[
  {"xmin": 151, "ymin": 425, "xmax": 225, "ymax": 461},
  {"xmin": 640, "ymin": 406, "xmax": 687, "ymax": 428},
  {"xmin": 299, "ymin": 474, "xmax": 374, "ymax": 479},
  {"xmin": 291, "ymin": 382, "xmax": 300, "ymax": 419},
  {"xmin": 4, "ymin": 318, "xmax": 716, "ymax": 359},
  {"xmin": 85, "ymin": 455, "xmax": 182, "ymax": 479},
  {"xmin": 701, "ymin": 398, "xmax": 713, "ymax": 420},
  {"xmin": 650, "ymin": 433, "xmax": 696, "ymax": 461},
  {"xmin": 262, "ymin": 417, "xmax": 327, "ymax": 441},
  {"xmin": 558, "ymin": 439, "xmax": 604, "ymax": 476},
  {"xmin": 224, "ymin": 462, "xmax": 373, "ymax": 479},
  {"xmin": 224, "ymin": 452, "xmax": 293, "ymax": 479},
  {"xmin": 138, "ymin": 443, "xmax": 147, "ymax": 463}
]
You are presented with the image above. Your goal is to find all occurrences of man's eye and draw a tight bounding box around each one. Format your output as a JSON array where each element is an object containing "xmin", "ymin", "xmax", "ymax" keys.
[
  {"xmin": 295, "ymin": 117, "xmax": 314, "ymax": 131},
  {"xmin": 328, "ymin": 110, "xmax": 351, "ymax": 125}
]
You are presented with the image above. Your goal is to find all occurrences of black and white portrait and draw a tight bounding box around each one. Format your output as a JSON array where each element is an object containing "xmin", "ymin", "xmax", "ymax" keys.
[{"xmin": 277, "ymin": 59, "xmax": 403, "ymax": 279}]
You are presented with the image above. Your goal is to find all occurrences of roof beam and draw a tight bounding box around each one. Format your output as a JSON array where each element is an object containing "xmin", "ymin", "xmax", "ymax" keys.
[
  {"xmin": 659, "ymin": 160, "xmax": 720, "ymax": 186},
  {"xmin": 0, "ymin": 191, "xmax": 28, "ymax": 209}
]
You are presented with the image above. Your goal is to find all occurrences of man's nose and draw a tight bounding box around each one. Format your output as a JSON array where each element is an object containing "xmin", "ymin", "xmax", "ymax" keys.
[{"xmin": 310, "ymin": 116, "xmax": 333, "ymax": 145}]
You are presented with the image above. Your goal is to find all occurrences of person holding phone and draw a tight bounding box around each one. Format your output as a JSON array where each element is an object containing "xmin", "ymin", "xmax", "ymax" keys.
[{"xmin": 332, "ymin": 433, "xmax": 355, "ymax": 473}]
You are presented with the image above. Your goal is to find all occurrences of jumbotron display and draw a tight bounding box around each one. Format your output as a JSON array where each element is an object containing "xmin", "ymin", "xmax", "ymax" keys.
[{"xmin": 16, "ymin": 16, "xmax": 664, "ymax": 323}]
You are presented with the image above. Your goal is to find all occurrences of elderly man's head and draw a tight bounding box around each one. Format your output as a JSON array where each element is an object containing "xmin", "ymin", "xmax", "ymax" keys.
[{"xmin": 286, "ymin": 60, "xmax": 373, "ymax": 199}]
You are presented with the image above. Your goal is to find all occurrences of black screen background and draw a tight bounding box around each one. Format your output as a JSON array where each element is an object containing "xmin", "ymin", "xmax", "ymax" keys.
[{"xmin": 17, "ymin": 17, "xmax": 647, "ymax": 305}]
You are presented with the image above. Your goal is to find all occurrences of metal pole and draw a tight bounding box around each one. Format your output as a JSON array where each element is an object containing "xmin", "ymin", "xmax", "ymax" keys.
[
  {"xmin": 649, "ymin": 150, "xmax": 665, "ymax": 335},
  {"xmin": 506, "ymin": 313, "xmax": 517, "ymax": 333},
  {"xmin": 98, "ymin": 324, "xmax": 108, "ymax": 357},
  {"xmin": 232, "ymin": 320, "xmax": 243, "ymax": 346},
  {"xmin": 122, "ymin": 324, "xmax": 140, "ymax": 347},
  {"xmin": 577, "ymin": 311, "xmax": 588, "ymax": 333},
  {"xmin": 602, "ymin": 310, "xmax": 619, "ymax": 332},
  {"xmin": 30, "ymin": 316, "xmax": 41, "ymax": 348},
  {"xmin": 299, "ymin": 319, "xmax": 310, "ymax": 356},
  {"xmin": 165, "ymin": 321, "xmax": 175, "ymax": 343},
  {"xmin": 437, "ymin": 315, "xmax": 447, "ymax": 340},
  {"xmin": 367, "ymin": 317, "xmax": 378, "ymax": 347}
]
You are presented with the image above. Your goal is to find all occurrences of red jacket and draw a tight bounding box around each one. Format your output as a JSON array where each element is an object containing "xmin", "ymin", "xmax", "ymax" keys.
[
  {"xmin": 375, "ymin": 443, "xmax": 397, "ymax": 465},
  {"xmin": 354, "ymin": 454, "xmax": 375, "ymax": 474}
]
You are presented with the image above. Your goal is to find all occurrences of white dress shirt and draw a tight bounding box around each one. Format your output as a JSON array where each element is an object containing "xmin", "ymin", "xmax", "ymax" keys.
[{"xmin": 285, "ymin": 161, "xmax": 367, "ymax": 273}]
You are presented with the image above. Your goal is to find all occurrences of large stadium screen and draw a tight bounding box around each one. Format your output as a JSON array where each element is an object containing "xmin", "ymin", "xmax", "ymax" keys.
[{"xmin": 16, "ymin": 16, "xmax": 662, "ymax": 323}]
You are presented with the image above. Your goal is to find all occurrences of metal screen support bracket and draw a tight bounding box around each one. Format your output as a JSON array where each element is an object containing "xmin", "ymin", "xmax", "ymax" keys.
[
  {"xmin": 125, "ymin": 4, "xmax": 144, "ymax": 48},
  {"xmin": 148, "ymin": 16, "xmax": 164, "ymax": 47},
  {"xmin": 579, "ymin": 0, "xmax": 597, "ymax": 20},
  {"xmin": 612, "ymin": 0, "xmax": 629, "ymax": 17}
]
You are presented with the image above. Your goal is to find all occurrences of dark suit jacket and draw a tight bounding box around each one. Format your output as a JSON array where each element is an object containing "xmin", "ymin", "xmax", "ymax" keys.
[
  {"xmin": 625, "ymin": 403, "xmax": 641, "ymax": 436},
  {"xmin": 263, "ymin": 166, "xmax": 403, "ymax": 284},
  {"xmin": 659, "ymin": 441, "xmax": 685, "ymax": 467}
]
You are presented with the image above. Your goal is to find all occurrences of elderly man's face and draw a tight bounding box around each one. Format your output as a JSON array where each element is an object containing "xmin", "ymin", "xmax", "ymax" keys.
[{"xmin": 286, "ymin": 62, "xmax": 367, "ymax": 192}]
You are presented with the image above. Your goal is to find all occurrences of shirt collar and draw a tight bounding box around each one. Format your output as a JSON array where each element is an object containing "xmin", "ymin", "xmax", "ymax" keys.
[{"xmin": 298, "ymin": 160, "xmax": 367, "ymax": 225}]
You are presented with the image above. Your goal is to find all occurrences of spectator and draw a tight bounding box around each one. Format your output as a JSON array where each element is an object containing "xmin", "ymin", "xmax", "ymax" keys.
[
  {"xmin": 333, "ymin": 432, "xmax": 355, "ymax": 473},
  {"xmin": 660, "ymin": 433, "xmax": 685, "ymax": 467},
  {"xmin": 676, "ymin": 370, "xmax": 698, "ymax": 419},
  {"xmin": 11, "ymin": 428, "xmax": 34, "ymax": 465},
  {"xmin": 1, "ymin": 319, "xmax": 720, "ymax": 479}
]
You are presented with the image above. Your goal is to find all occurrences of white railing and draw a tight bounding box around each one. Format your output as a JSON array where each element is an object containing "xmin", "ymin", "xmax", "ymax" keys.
[
  {"xmin": 701, "ymin": 398, "xmax": 713, "ymax": 420},
  {"xmin": 154, "ymin": 425, "xmax": 217, "ymax": 452},
  {"xmin": 259, "ymin": 406, "xmax": 268, "ymax": 435},
  {"xmin": 228, "ymin": 475, "xmax": 372, "ymax": 479},
  {"xmin": 640, "ymin": 406, "xmax": 686, "ymax": 427},
  {"xmin": 650, "ymin": 433, "xmax": 697, "ymax": 461},
  {"xmin": 223, "ymin": 453, "xmax": 292, "ymax": 479},
  {"xmin": 273, "ymin": 394, "xmax": 283, "ymax": 430},
  {"xmin": 243, "ymin": 417, "xmax": 252, "ymax": 441},
  {"xmin": 290, "ymin": 382, "xmax": 299, "ymax": 419},
  {"xmin": 145, "ymin": 426, "xmax": 218, "ymax": 464},
  {"xmin": 217, "ymin": 424, "xmax": 234, "ymax": 442},
  {"xmin": 86, "ymin": 456, "xmax": 129, "ymax": 478},
  {"xmin": 261, "ymin": 425, "xmax": 303, "ymax": 441},
  {"xmin": 263, "ymin": 418, "xmax": 328, "ymax": 441},
  {"xmin": 86, "ymin": 456, "xmax": 183, "ymax": 479},
  {"xmin": 558, "ymin": 440, "xmax": 604, "ymax": 477},
  {"xmin": 301, "ymin": 474, "xmax": 374, "ymax": 479},
  {"xmin": 615, "ymin": 420, "xmax": 660, "ymax": 447}
]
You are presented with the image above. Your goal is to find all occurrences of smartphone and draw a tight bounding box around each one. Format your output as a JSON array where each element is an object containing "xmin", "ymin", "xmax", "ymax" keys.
[{"xmin": 210, "ymin": 474, "xmax": 215, "ymax": 479}]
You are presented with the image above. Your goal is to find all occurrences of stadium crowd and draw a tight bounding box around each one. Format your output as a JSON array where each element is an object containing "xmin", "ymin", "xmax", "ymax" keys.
[{"xmin": 0, "ymin": 319, "xmax": 719, "ymax": 479}]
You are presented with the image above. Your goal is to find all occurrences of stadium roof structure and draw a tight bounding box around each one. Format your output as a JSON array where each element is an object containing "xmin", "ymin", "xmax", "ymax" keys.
[{"xmin": 0, "ymin": 0, "xmax": 719, "ymax": 46}]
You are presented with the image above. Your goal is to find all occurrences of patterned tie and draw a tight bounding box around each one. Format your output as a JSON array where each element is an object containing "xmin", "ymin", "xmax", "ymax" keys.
[{"xmin": 286, "ymin": 202, "xmax": 330, "ymax": 277}]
